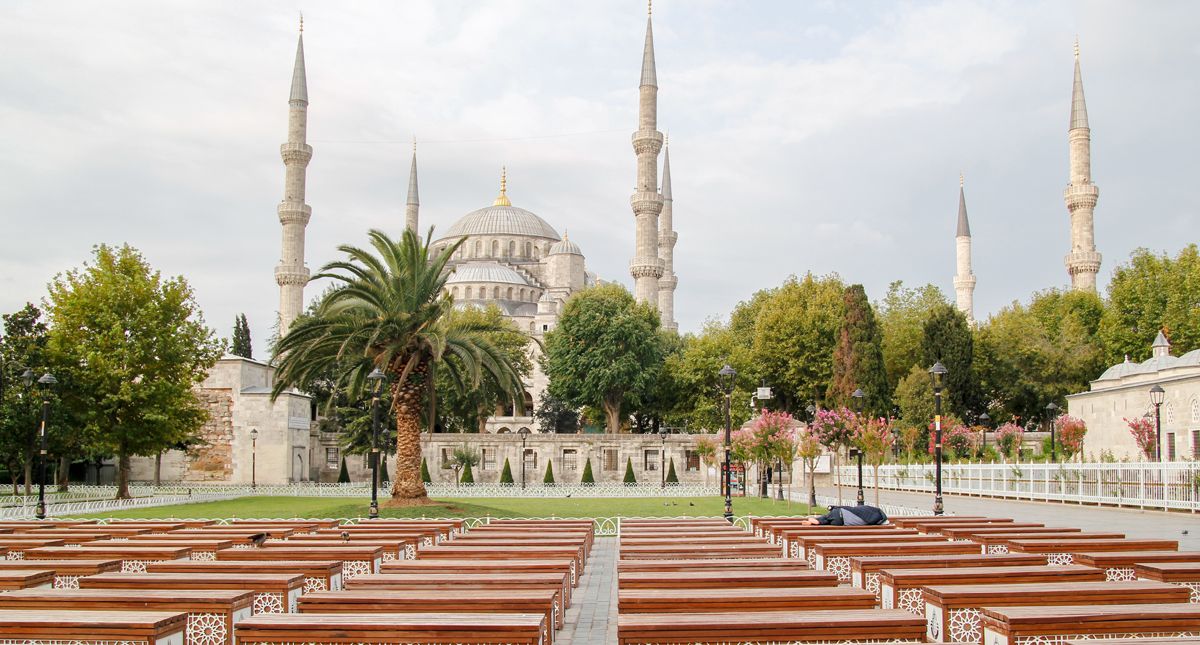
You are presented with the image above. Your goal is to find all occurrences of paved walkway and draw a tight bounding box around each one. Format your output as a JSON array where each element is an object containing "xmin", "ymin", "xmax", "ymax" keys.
[
  {"xmin": 559, "ymin": 537, "xmax": 617, "ymax": 645},
  {"xmin": 823, "ymin": 485, "xmax": 1200, "ymax": 550}
]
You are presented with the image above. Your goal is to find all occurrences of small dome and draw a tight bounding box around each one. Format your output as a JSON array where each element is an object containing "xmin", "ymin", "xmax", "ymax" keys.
[
  {"xmin": 1133, "ymin": 355, "xmax": 1181, "ymax": 375},
  {"xmin": 548, "ymin": 234, "xmax": 582, "ymax": 256},
  {"xmin": 1097, "ymin": 359, "xmax": 1137, "ymax": 381},
  {"xmin": 445, "ymin": 261, "xmax": 531, "ymax": 286},
  {"xmin": 1179, "ymin": 349, "xmax": 1200, "ymax": 366}
]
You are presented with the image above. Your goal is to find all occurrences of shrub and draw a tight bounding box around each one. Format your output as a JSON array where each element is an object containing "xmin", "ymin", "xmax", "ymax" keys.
[
  {"xmin": 580, "ymin": 458, "xmax": 594, "ymax": 484},
  {"xmin": 500, "ymin": 458, "xmax": 514, "ymax": 484},
  {"xmin": 380, "ymin": 456, "xmax": 391, "ymax": 484},
  {"xmin": 543, "ymin": 460, "xmax": 555, "ymax": 485},
  {"xmin": 623, "ymin": 457, "xmax": 637, "ymax": 484},
  {"xmin": 337, "ymin": 457, "xmax": 350, "ymax": 483},
  {"xmin": 1124, "ymin": 416, "xmax": 1156, "ymax": 460},
  {"xmin": 1055, "ymin": 415, "xmax": 1088, "ymax": 459},
  {"xmin": 420, "ymin": 457, "xmax": 432, "ymax": 484},
  {"xmin": 665, "ymin": 458, "xmax": 678, "ymax": 484},
  {"xmin": 460, "ymin": 461, "xmax": 474, "ymax": 484},
  {"xmin": 994, "ymin": 423, "xmax": 1024, "ymax": 460}
]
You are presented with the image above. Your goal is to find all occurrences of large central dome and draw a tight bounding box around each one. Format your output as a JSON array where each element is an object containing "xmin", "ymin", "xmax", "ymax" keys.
[{"xmin": 443, "ymin": 204, "xmax": 561, "ymax": 240}]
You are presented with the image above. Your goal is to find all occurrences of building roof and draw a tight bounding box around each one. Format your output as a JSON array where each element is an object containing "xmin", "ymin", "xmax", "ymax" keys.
[
  {"xmin": 1070, "ymin": 40, "xmax": 1089, "ymax": 131},
  {"xmin": 290, "ymin": 34, "xmax": 307, "ymax": 104},
  {"xmin": 440, "ymin": 204, "xmax": 561, "ymax": 241},
  {"xmin": 445, "ymin": 261, "xmax": 532, "ymax": 286},
  {"xmin": 549, "ymin": 233, "xmax": 582, "ymax": 256},
  {"xmin": 956, "ymin": 179, "xmax": 971, "ymax": 237}
]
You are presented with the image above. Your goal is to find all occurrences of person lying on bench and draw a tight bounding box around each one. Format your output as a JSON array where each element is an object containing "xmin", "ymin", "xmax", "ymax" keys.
[{"xmin": 800, "ymin": 505, "xmax": 889, "ymax": 526}]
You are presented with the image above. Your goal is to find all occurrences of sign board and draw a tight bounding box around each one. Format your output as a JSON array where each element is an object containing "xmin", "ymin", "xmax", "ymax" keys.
[{"xmin": 756, "ymin": 387, "xmax": 773, "ymax": 400}]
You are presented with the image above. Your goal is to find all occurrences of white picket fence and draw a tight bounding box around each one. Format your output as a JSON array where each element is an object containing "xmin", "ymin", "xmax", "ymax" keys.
[
  {"xmin": 0, "ymin": 492, "xmax": 241, "ymax": 520},
  {"xmin": 63, "ymin": 482, "xmax": 719, "ymax": 499},
  {"xmin": 842, "ymin": 461, "xmax": 1200, "ymax": 511}
]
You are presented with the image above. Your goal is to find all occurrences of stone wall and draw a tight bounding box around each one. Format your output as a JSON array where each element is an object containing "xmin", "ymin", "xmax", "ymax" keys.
[{"xmin": 186, "ymin": 388, "xmax": 235, "ymax": 481}]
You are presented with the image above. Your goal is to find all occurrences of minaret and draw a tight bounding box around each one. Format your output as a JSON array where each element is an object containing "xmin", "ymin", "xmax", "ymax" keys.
[
  {"xmin": 275, "ymin": 17, "xmax": 313, "ymax": 336},
  {"xmin": 405, "ymin": 138, "xmax": 419, "ymax": 233},
  {"xmin": 1064, "ymin": 39, "xmax": 1101, "ymax": 292},
  {"xmin": 629, "ymin": 2, "xmax": 664, "ymax": 307},
  {"xmin": 657, "ymin": 138, "xmax": 678, "ymax": 332},
  {"xmin": 953, "ymin": 174, "xmax": 976, "ymax": 326}
]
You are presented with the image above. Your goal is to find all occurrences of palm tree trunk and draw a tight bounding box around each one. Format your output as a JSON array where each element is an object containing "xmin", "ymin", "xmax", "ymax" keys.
[{"xmin": 391, "ymin": 361, "xmax": 430, "ymax": 501}]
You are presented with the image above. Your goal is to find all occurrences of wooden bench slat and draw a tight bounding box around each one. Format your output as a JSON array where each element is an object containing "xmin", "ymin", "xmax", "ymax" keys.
[{"xmin": 236, "ymin": 611, "xmax": 545, "ymax": 644}]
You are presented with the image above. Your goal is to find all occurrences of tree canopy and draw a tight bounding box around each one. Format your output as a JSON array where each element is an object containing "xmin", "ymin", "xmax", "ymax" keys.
[{"xmin": 827, "ymin": 284, "xmax": 890, "ymax": 416}]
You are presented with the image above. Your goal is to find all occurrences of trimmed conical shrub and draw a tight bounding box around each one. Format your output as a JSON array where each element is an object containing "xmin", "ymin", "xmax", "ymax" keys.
[
  {"xmin": 380, "ymin": 456, "xmax": 391, "ymax": 484},
  {"xmin": 500, "ymin": 458, "xmax": 514, "ymax": 484},
  {"xmin": 461, "ymin": 461, "xmax": 475, "ymax": 484},
  {"xmin": 543, "ymin": 460, "xmax": 555, "ymax": 484},
  {"xmin": 420, "ymin": 457, "xmax": 432, "ymax": 484},
  {"xmin": 580, "ymin": 458, "xmax": 594, "ymax": 484},
  {"xmin": 337, "ymin": 457, "xmax": 350, "ymax": 483},
  {"xmin": 623, "ymin": 457, "xmax": 637, "ymax": 484},
  {"xmin": 666, "ymin": 458, "xmax": 678, "ymax": 484}
]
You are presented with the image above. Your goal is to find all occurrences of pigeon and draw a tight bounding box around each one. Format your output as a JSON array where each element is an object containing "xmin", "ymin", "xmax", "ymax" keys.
[
  {"xmin": 340, "ymin": 531, "xmax": 351, "ymax": 542},
  {"xmin": 248, "ymin": 532, "xmax": 268, "ymax": 548}
]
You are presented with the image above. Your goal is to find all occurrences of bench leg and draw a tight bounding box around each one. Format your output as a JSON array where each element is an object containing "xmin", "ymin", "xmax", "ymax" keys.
[
  {"xmin": 252, "ymin": 592, "xmax": 286, "ymax": 614},
  {"xmin": 52, "ymin": 575, "xmax": 80, "ymax": 589},
  {"xmin": 186, "ymin": 611, "xmax": 228, "ymax": 645}
]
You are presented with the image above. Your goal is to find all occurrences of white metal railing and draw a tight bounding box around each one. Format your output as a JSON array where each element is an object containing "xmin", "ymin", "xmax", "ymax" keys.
[
  {"xmin": 63, "ymin": 482, "xmax": 719, "ymax": 499},
  {"xmin": 0, "ymin": 493, "xmax": 241, "ymax": 520},
  {"xmin": 812, "ymin": 494, "xmax": 935, "ymax": 518},
  {"xmin": 841, "ymin": 462, "xmax": 1200, "ymax": 511}
]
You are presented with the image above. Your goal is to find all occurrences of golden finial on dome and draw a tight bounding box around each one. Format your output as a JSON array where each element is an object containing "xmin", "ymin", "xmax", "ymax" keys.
[
  {"xmin": 959, "ymin": 172, "xmax": 964, "ymax": 188},
  {"xmin": 648, "ymin": 0, "xmax": 652, "ymax": 16},
  {"xmin": 299, "ymin": 12, "xmax": 304, "ymax": 33},
  {"xmin": 493, "ymin": 166, "xmax": 511, "ymax": 207},
  {"xmin": 412, "ymin": 136, "xmax": 417, "ymax": 153},
  {"xmin": 1074, "ymin": 36, "xmax": 1080, "ymax": 59}
]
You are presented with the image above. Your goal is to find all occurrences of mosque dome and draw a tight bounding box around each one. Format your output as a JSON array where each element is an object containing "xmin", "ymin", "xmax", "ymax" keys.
[
  {"xmin": 445, "ymin": 261, "xmax": 532, "ymax": 286},
  {"xmin": 438, "ymin": 169, "xmax": 561, "ymax": 242},
  {"xmin": 548, "ymin": 234, "xmax": 582, "ymax": 256}
]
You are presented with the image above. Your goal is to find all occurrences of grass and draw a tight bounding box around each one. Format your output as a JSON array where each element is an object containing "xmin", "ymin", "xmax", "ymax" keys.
[{"xmin": 78, "ymin": 496, "xmax": 820, "ymax": 520}]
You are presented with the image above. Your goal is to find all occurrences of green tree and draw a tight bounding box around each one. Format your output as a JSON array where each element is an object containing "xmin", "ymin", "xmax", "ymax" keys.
[
  {"xmin": 434, "ymin": 305, "xmax": 532, "ymax": 433},
  {"xmin": 460, "ymin": 460, "xmax": 475, "ymax": 484},
  {"xmin": 499, "ymin": 457, "xmax": 514, "ymax": 484},
  {"xmin": 665, "ymin": 457, "xmax": 678, "ymax": 484},
  {"xmin": 271, "ymin": 229, "xmax": 525, "ymax": 502},
  {"xmin": 920, "ymin": 304, "xmax": 980, "ymax": 420},
  {"xmin": 337, "ymin": 457, "xmax": 350, "ymax": 483},
  {"xmin": 381, "ymin": 456, "xmax": 391, "ymax": 484},
  {"xmin": 623, "ymin": 456, "xmax": 637, "ymax": 484},
  {"xmin": 827, "ymin": 284, "xmax": 890, "ymax": 415},
  {"xmin": 47, "ymin": 245, "xmax": 222, "ymax": 499},
  {"xmin": 534, "ymin": 393, "xmax": 580, "ymax": 434},
  {"xmin": 752, "ymin": 273, "xmax": 846, "ymax": 414},
  {"xmin": 877, "ymin": 281, "xmax": 948, "ymax": 388},
  {"xmin": 668, "ymin": 322, "xmax": 756, "ymax": 431},
  {"xmin": 894, "ymin": 364, "xmax": 935, "ymax": 433},
  {"xmin": 230, "ymin": 313, "xmax": 252, "ymax": 359},
  {"xmin": 544, "ymin": 283, "xmax": 662, "ymax": 433},
  {"xmin": 0, "ymin": 304, "xmax": 50, "ymax": 494},
  {"xmin": 543, "ymin": 460, "xmax": 555, "ymax": 484},
  {"xmin": 420, "ymin": 457, "xmax": 432, "ymax": 484},
  {"xmin": 448, "ymin": 444, "xmax": 480, "ymax": 487},
  {"xmin": 1099, "ymin": 245, "xmax": 1200, "ymax": 363},
  {"xmin": 580, "ymin": 457, "xmax": 594, "ymax": 484}
]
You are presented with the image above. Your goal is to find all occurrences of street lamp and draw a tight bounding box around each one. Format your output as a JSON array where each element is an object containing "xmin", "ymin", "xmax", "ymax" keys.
[
  {"xmin": 851, "ymin": 388, "xmax": 865, "ymax": 506},
  {"xmin": 719, "ymin": 364, "xmax": 737, "ymax": 523},
  {"xmin": 35, "ymin": 372, "xmax": 56, "ymax": 521},
  {"xmin": 367, "ymin": 368, "xmax": 386, "ymax": 519},
  {"xmin": 659, "ymin": 428, "xmax": 668, "ymax": 489},
  {"xmin": 249, "ymin": 428, "xmax": 258, "ymax": 490},
  {"xmin": 805, "ymin": 404, "xmax": 816, "ymax": 423},
  {"xmin": 928, "ymin": 361, "xmax": 947, "ymax": 515},
  {"xmin": 979, "ymin": 412, "xmax": 991, "ymax": 453},
  {"xmin": 1045, "ymin": 402, "xmax": 1060, "ymax": 463},
  {"xmin": 518, "ymin": 427, "xmax": 531, "ymax": 489},
  {"xmin": 1149, "ymin": 385, "xmax": 1166, "ymax": 462}
]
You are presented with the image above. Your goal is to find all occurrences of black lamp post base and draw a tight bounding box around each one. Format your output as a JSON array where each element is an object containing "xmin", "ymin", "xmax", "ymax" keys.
[
  {"xmin": 933, "ymin": 496, "xmax": 944, "ymax": 516},
  {"xmin": 368, "ymin": 502, "xmax": 379, "ymax": 520},
  {"xmin": 35, "ymin": 502, "xmax": 45, "ymax": 521}
]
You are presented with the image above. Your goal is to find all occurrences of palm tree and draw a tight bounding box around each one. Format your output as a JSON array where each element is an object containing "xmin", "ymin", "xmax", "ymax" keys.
[{"xmin": 271, "ymin": 228, "xmax": 526, "ymax": 502}]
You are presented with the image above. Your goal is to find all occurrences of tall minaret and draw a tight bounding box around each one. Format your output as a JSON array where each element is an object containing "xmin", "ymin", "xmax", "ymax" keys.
[
  {"xmin": 405, "ymin": 138, "xmax": 419, "ymax": 233},
  {"xmin": 1064, "ymin": 39, "xmax": 1101, "ymax": 292},
  {"xmin": 275, "ymin": 17, "xmax": 313, "ymax": 336},
  {"xmin": 629, "ymin": 2, "xmax": 664, "ymax": 306},
  {"xmin": 953, "ymin": 174, "xmax": 976, "ymax": 326},
  {"xmin": 657, "ymin": 138, "xmax": 678, "ymax": 332}
]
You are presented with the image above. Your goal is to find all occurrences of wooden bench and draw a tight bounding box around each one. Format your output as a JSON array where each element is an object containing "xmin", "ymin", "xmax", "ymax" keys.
[
  {"xmin": 0, "ymin": 609, "xmax": 187, "ymax": 644},
  {"xmin": 619, "ymin": 586, "xmax": 877, "ymax": 614},
  {"xmin": 617, "ymin": 608, "xmax": 925, "ymax": 644},
  {"xmin": 169, "ymin": 528, "xmax": 297, "ymax": 541},
  {"xmin": 923, "ymin": 580, "xmax": 1189, "ymax": 643},
  {"xmin": 813, "ymin": 540, "xmax": 981, "ymax": 581},
  {"xmin": 0, "ymin": 537, "xmax": 67, "ymax": 557},
  {"xmin": 299, "ymin": 589, "xmax": 559, "ymax": 644},
  {"xmin": 381, "ymin": 558, "xmax": 578, "ymax": 588},
  {"xmin": 618, "ymin": 569, "xmax": 838, "ymax": 589},
  {"xmin": 970, "ymin": 531, "xmax": 1125, "ymax": 555},
  {"xmin": 215, "ymin": 544, "xmax": 382, "ymax": 581},
  {"xmin": 0, "ymin": 558, "xmax": 122, "ymax": 589},
  {"xmin": 766, "ymin": 523, "xmax": 904, "ymax": 547},
  {"xmin": 0, "ymin": 520, "xmax": 95, "ymax": 530},
  {"xmin": 457, "ymin": 531, "xmax": 593, "ymax": 554},
  {"xmin": 146, "ymin": 559, "xmax": 344, "ymax": 593},
  {"xmin": 119, "ymin": 538, "xmax": 235, "ymax": 560},
  {"xmin": 878, "ymin": 564, "xmax": 1106, "ymax": 615},
  {"xmin": 416, "ymin": 544, "xmax": 584, "ymax": 584},
  {"xmin": 80, "ymin": 572, "xmax": 305, "ymax": 614},
  {"xmin": 25, "ymin": 544, "xmax": 192, "ymax": 572},
  {"xmin": 935, "ymin": 525, "xmax": 1071, "ymax": 540},
  {"xmin": 13, "ymin": 531, "xmax": 117, "ymax": 544},
  {"xmin": 850, "ymin": 553, "xmax": 1045, "ymax": 596},
  {"xmin": 0, "ymin": 588, "xmax": 254, "ymax": 645},
  {"xmin": 0, "ymin": 569, "xmax": 54, "ymax": 590},
  {"xmin": 46, "ymin": 525, "xmax": 154, "ymax": 538},
  {"xmin": 784, "ymin": 530, "xmax": 924, "ymax": 562},
  {"xmin": 618, "ymin": 535, "xmax": 766, "ymax": 547},
  {"xmin": 236, "ymin": 612, "xmax": 546, "ymax": 644},
  {"xmin": 272, "ymin": 535, "xmax": 417, "ymax": 562},
  {"xmin": 348, "ymin": 572, "xmax": 571, "ymax": 625},
  {"xmin": 106, "ymin": 520, "xmax": 212, "ymax": 530},
  {"xmin": 315, "ymin": 526, "xmax": 443, "ymax": 547},
  {"xmin": 618, "ymin": 542, "xmax": 782, "ymax": 561},
  {"xmin": 1074, "ymin": 551, "xmax": 1200, "ymax": 582},
  {"xmin": 44, "ymin": 522, "xmax": 186, "ymax": 535},
  {"xmin": 445, "ymin": 537, "xmax": 589, "ymax": 562},
  {"xmin": 226, "ymin": 519, "xmax": 342, "ymax": 530},
  {"xmin": 618, "ymin": 558, "xmax": 810, "ymax": 573},
  {"xmin": 1136, "ymin": 562, "xmax": 1200, "ymax": 603},
  {"xmin": 1007, "ymin": 538, "xmax": 1179, "ymax": 565},
  {"xmin": 980, "ymin": 603, "xmax": 1200, "ymax": 645}
]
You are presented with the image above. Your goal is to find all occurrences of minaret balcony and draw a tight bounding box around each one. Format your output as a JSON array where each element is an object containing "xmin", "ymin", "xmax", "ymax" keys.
[
  {"xmin": 1065, "ymin": 250, "xmax": 1102, "ymax": 272},
  {"xmin": 659, "ymin": 275, "xmax": 678, "ymax": 289},
  {"xmin": 274, "ymin": 265, "xmax": 311, "ymax": 286},
  {"xmin": 1064, "ymin": 183, "xmax": 1099, "ymax": 199},
  {"xmin": 629, "ymin": 258, "xmax": 664, "ymax": 279},
  {"xmin": 630, "ymin": 192, "xmax": 663, "ymax": 214},
  {"xmin": 658, "ymin": 231, "xmax": 678, "ymax": 245},
  {"xmin": 277, "ymin": 202, "xmax": 312, "ymax": 224},
  {"xmin": 631, "ymin": 130, "xmax": 663, "ymax": 153},
  {"xmin": 280, "ymin": 142, "xmax": 313, "ymax": 165}
]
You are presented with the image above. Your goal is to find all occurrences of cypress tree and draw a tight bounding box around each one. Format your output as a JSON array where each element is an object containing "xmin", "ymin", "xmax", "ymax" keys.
[
  {"xmin": 665, "ymin": 457, "xmax": 678, "ymax": 484},
  {"xmin": 337, "ymin": 457, "xmax": 350, "ymax": 483},
  {"xmin": 230, "ymin": 313, "xmax": 253, "ymax": 359},
  {"xmin": 580, "ymin": 458, "xmax": 595, "ymax": 484},
  {"xmin": 826, "ymin": 284, "xmax": 890, "ymax": 416},
  {"xmin": 921, "ymin": 303, "xmax": 982, "ymax": 419},
  {"xmin": 623, "ymin": 457, "xmax": 637, "ymax": 484},
  {"xmin": 500, "ymin": 458, "xmax": 514, "ymax": 484},
  {"xmin": 420, "ymin": 457, "xmax": 432, "ymax": 484},
  {"xmin": 460, "ymin": 461, "xmax": 475, "ymax": 484},
  {"xmin": 380, "ymin": 456, "xmax": 391, "ymax": 484},
  {"xmin": 543, "ymin": 460, "xmax": 555, "ymax": 484}
]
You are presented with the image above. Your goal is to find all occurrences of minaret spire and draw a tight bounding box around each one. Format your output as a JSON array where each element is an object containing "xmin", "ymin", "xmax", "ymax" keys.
[
  {"xmin": 1064, "ymin": 38, "xmax": 1101, "ymax": 292},
  {"xmin": 953, "ymin": 175, "xmax": 976, "ymax": 326},
  {"xmin": 630, "ymin": 3, "xmax": 664, "ymax": 308},
  {"xmin": 405, "ymin": 137, "xmax": 419, "ymax": 233},
  {"xmin": 657, "ymin": 137, "xmax": 678, "ymax": 332},
  {"xmin": 275, "ymin": 24, "xmax": 313, "ymax": 336}
]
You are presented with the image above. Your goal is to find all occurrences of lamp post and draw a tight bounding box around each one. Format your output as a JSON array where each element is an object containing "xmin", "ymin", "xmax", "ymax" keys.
[
  {"xmin": 719, "ymin": 364, "xmax": 737, "ymax": 523},
  {"xmin": 979, "ymin": 412, "xmax": 990, "ymax": 453},
  {"xmin": 1045, "ymin": 402, "xmax": 1060, "ymax": 463},
  {"xmin": 367, "ymin": 368, "xmax": 386, "ymax": 519},
  {"xmin": 35, "ymin": 372, "xmax": 56, "ymax": 521},
  {"xmin": 249, "ymin": 428, "xmax": 258, "ymax": 491},
  {"xmin": 851, "ymin": 388, "xmax": 865, "ymax": 506},
  {"xmin": 659, "ymin": 428, "xmax": 667, "ymax": 489},
  {"xmin": 518, "ymin": 428, "xmax": 531, "ymax": 489},
  {"xmin": 928, "ymin": 361, "xmax": 947, "ymax": 515},
  {"xmin": 1149, "ymin": 385, "xmax": 1166, "ymax": 462}
]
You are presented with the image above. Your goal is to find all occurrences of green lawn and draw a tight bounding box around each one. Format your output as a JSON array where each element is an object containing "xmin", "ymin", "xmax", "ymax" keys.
[{"xmin": 79, "ymin": 496, "xmax": 820, "ymax": 520}]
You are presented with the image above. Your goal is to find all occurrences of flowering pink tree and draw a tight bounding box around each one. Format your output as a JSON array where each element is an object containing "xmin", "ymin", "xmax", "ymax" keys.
[
  {"xmin": 1124, "ymin": 416, "xmax": 1157, "ymax": 460},
  {"xmin": 994, "ymin": 422, "xmax": 1024, "ymax": 461},
  {"xmin": 854, "ymin": 417, "xmax": 896, "ymax": 505},
  {"xmin": 811, "ymin": 406, "xmax": 857, "ymax": 504},
  {"xmin": 746, "ymin": 410, "xmax": 797, "ymax": 498},
  {"xmin": 793, "ymin": 426, "xmax": 823, "ymax": 507},
  {"xmin": 1055, "ymin": 415, "xmax": 1088, "ymax": 460},
  {"xmin": 694, "ymin": 437, "xmax": 717, "ymax": 487}
]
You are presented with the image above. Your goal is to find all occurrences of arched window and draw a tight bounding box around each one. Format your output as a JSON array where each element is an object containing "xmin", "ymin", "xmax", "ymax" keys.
[
  {"xmin": 491, "ymin": 240, "xmax": 499, "ymax": 256},
  {"xmin": 508, "ymin": 241, "xmax": 516, "ymax": 257},
  {"xmin": 521, "ymin": 288, "xmax": 528, "ymax": 301},
  {"xmin": 506, "ymin": 287, "xmax": 513, "ymax": 299},
  {"xmin": 451, "ymin": 286, "xmax": 459, "ymax": 298},
  {"xmin": 525, "ymin": 242, "xmax": 532, "ymax": 257},
  {"xmin": 533, "ymin": 246, "xmax": 540, "ymax": 260},
  {"xmin": 474, "ymin": 240, "xmax": 482, "ymax": 257},
  {"xmin": 464, "ymin": 286, "xmax": 472, "ymax": 299},
  {"xmin": 492, "ymin": 286, "xmax": 500, "ymax": 299},
  {"xmin": 1191, "ymin": 398, "xmax": 1200, "ymax": 424},
  {"xmin": 1166, "ymin": 402, "xmax": 1176, "ymax": 426},
  {"xmin": 497, "ymin": 427, "xmax": 512, "ymax": 434},
  {"xmin": 522, "ymin": 391, "xmax": 534, "ymax": 415}
]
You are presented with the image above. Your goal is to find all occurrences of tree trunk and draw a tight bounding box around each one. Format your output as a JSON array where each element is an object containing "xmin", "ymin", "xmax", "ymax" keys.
[
  {"xmin": 602, "ymin": 396, "xmax": 622, "ymax": 434},
  {"xmin": 153, "ymin": 452, "xmax": 162, "ymax": 487},
  {"xmin": 834, "ymin": 450, "xmax": 843, "ymax": 506},
  {"xmin": 9, "ymin": 474, "xmax": 17, "ymax": 496},
  {"xmin": 57, "ymin": 456, "xmax": 69, "ymax": 492},
  {"xmin": 115, "ymin": 450, "xmax": 131, "ymax": 500},
  {"xmin": 873, "ymin": 463, "xmax": 880, "ymax": 506},
  {"xmin": 391, "ymin": 361, "xmax": 430, "ymax": 501},
  {"xmin": 22, "ymin": 459, "xmax": 32, "ymax": 496},
  {"xmin": 806, "ymin": 461, "xmax": 817, "ymax": 507}
]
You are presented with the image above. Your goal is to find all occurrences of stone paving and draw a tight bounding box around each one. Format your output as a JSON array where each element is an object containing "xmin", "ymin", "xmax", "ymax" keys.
[{"xmin": 559, "ymin": 537, "xmax": 617, "ymax": 644}]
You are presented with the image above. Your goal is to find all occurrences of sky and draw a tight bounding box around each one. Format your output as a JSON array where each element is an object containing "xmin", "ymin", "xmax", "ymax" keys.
[{"xmin": 2, "ymin": 0, "xmax": 1198, "ymax": 350}]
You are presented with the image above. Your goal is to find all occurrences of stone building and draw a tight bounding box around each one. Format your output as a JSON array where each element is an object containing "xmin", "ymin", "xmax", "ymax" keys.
[{"xmin": 1069, "ymin": 332, "xmax": 1200, "ymax": 461}]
